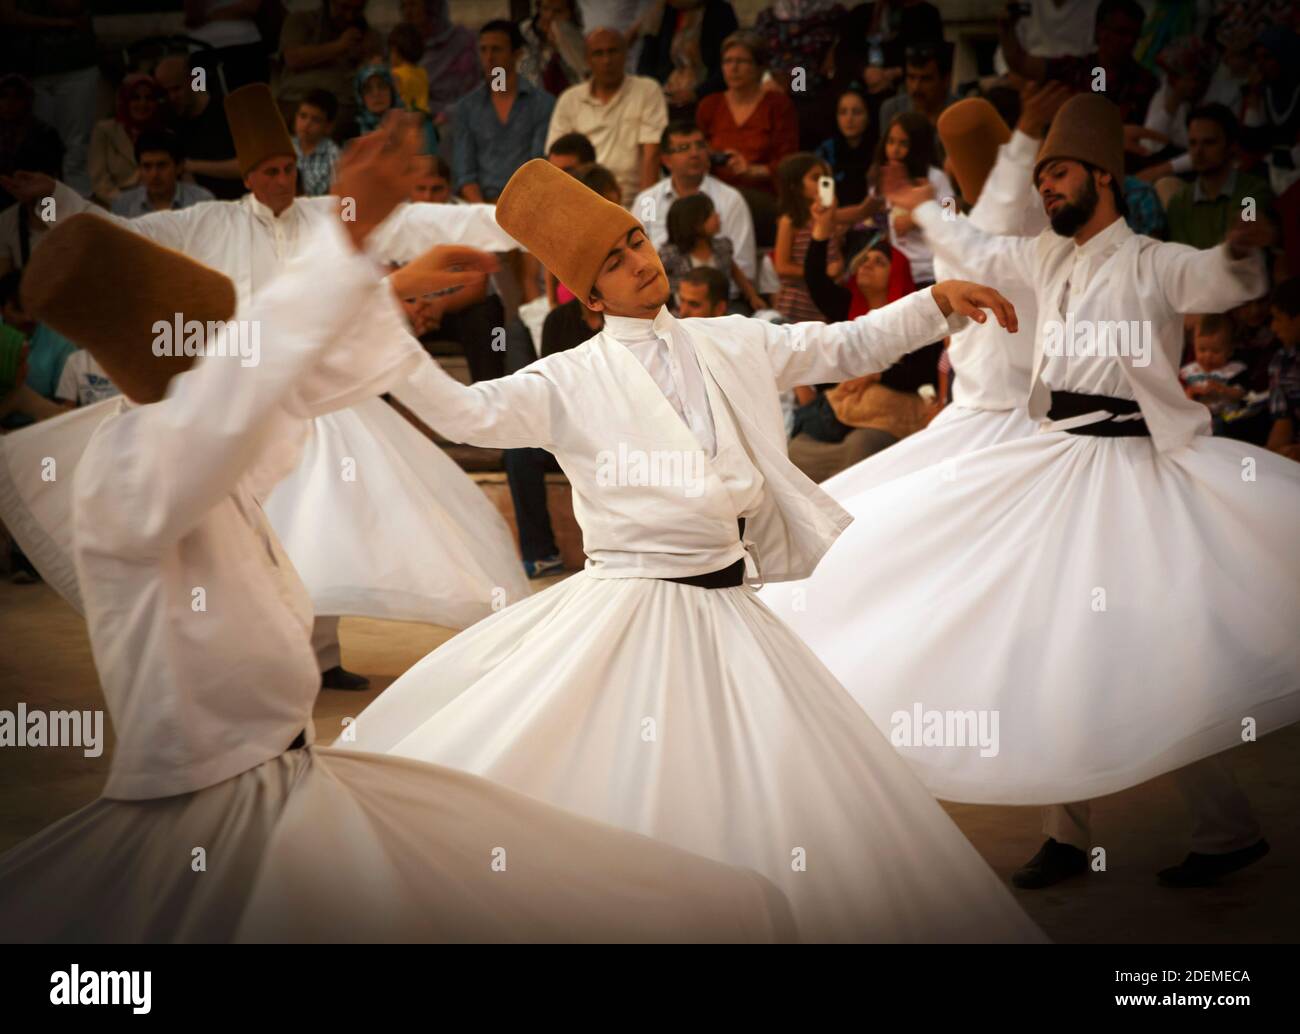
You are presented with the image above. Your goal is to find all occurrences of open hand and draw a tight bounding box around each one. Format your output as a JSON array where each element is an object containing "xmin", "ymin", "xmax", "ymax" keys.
[{"xmin": 930, "ymin": 280, "xmax": 1018, "ymax": 332}]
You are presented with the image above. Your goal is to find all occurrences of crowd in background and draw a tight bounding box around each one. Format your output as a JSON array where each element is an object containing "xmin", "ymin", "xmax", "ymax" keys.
[{"xmin": 1, "ymin": 0, "xmax": 1299, "ymax": 577}]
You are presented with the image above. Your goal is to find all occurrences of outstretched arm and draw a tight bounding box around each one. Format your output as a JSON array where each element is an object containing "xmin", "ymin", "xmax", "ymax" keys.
[{"xmin": 759, "ymin": 281, "xmax": 1016, "ymax": 391}]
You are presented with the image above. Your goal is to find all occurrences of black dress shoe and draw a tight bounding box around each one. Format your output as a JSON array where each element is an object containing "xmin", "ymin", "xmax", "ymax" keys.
[
  {"xmin": 320, "ymin": 665, "xmax": 370, "ymax": 691},
  {"xmin": 1012, "ymin": 838, "xmax": 1088, "ymax": 889},
  {"xmin": 1157, "ymin": 839, "xmax": 1270, "ymax": 888}
]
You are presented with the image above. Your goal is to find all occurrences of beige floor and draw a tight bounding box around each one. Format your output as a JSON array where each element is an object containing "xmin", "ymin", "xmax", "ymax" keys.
[{"xmin": 1, "ymin": 577, "xmax": 1296, "ymax": 943}]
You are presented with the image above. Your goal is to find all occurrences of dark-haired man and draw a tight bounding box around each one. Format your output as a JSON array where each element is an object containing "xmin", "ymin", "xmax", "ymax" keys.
[
  {"xmin": 632, "ymin": 121, "xmax": 756, "ymax": 294},
  {"xmin": 452, "ymin": 19, "xmax": 556, "ymax": 203},
  {"xmin": 111, "ymin": 130, "xmax": 213, "ymax": 216}
]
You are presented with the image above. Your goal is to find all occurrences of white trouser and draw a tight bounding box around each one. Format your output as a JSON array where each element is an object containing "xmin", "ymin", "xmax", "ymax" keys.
[
  {"xmin": 1043, "ymin": 755, "xmax": 1263, "ymax": 856},
  {"xmin": 310, "ymin": 615, "xmax": 341, "ymax": 672}
]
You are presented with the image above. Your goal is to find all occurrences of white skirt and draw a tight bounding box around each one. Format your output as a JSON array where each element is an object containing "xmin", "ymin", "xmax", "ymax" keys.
[
  {"xmin": 760, "ymin": 431, "xmax": 1300, "ymax": 805},
  {"xmin": 338, "ymin": 571, "xmax": 1047, "ymax": 943},
  {"xmin": 0, "ymin": 397, "xmax": 528, "ymax": 628},
  {"xmin": 263, "ymin": 399, "xmax": 530, "ymax": 625},
  {"xmin": 0, "ymin": 747, "xmax": 795, "ymax": 943},
  {"xmin": 823, "ymin": 403, "xmax": 1041, "ymax": 497}
]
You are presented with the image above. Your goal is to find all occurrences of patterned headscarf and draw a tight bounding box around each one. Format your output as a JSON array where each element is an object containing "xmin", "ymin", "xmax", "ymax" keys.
[{"xmin": 353, "ymin": 63, "xmax": 405, "ymax": 134}]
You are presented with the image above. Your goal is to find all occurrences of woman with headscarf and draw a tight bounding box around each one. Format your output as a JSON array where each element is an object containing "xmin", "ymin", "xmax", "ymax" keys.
[
  {"xmin": 88, "ymin": 73, "xmax": 166, "ymax": 207},
  {"xmin": 352, "ymin": 62, "xmax": 438, "ymax": 151},
  {"xmin": 402, "ymin": 0, "xmax": 479, "ymax": 122}
]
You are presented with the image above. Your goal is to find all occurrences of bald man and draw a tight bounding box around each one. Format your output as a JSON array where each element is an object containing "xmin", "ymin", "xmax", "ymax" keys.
[{"xmin": 543, "ymin": 28, "xmax": 668, "ymax": 206}]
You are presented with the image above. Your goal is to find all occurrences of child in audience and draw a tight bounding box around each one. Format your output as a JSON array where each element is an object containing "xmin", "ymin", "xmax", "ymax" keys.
[
  {"xmin": 388, "ymin": 23, "xmax": 431, "ymax": 117},
  {"xmin": 875, "ymin": 111, "xmax": 955, "ymax": 288},
  {"xmin": 292, "ymin": 89, "xmax": 342, "ymax": 197},
  {"xmin": 1265, "ymin": 278, "xmax": 1300, "ymax": 461},
  {"xmin": 658, "ymin": 194, "xmax": 766, "ymax": 314},
  {"xmin": 773, "ymin": 153, "xmax": 842, "ymax": 322},
  {"xmin": 1181, "ymin": 313, "xmax": 1251, "ymax": 435}
]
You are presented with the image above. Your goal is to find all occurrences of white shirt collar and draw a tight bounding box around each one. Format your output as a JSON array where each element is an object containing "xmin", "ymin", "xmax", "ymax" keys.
[
  {"xmin": 245, "ymin": 193, "xmax": 300, "ymax": 224},
  {"xmin": 603, "ymin": 306, "xmax": 675, "ymax": 344},
  {"xmin": 1072, "ymin": 214, "xmax": 1130, "ymax": 260}
]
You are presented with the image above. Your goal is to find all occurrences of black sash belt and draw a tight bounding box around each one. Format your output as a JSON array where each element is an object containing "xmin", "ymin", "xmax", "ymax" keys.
[
  {"xmin": 1048, "ymin": 391, "xmax": 1149, "ymax": 437},
  {"xmin": 663, "ymin": 518, "xmax": 747, "ymax": 589}
]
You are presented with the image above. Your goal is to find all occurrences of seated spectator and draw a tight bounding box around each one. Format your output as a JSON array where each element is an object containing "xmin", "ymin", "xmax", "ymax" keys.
[
  {"xmin": 55, "ymin": 348, "xmax": 119, "ymax": 408},
  {"xmin": 773, "ymin": 152, "xmax": 842, "ymax": 322},
  {"xmin": 0, "ymin": 270, "xmax": 76, "ymax": 408},
  {"xmin": 1122, "ymin": 173, "xmax": 1167, "ymax": 238},
  {"xmin": 1165, "ymin": 104, "xmax": 1274, "ymax": 250},
  {"xmin": 519, "ymin": 0, "xmax": 589, "ymax": 97},
  {"xmin": 0, "ymin": 74, "xmax": 64, "ymax": 210},
  {"xmin": 1232, "ymin": 293, "xmax": 1281, "ymax": 393},
  {"xmin": 545, "ymin": 28, "xmax": 669, "ymax": 206},
  {"xmin": 504, "ymin": 292, "xmax": 604, "ymax": 578},
  {"xmin": 878, "ymin": 39, "xmax": 957, "ymax": 161},
  {"xmin": 184, "ymin": 0, "xmax": 271, "ymax": 91},
  {"xmin": 675, "ymin": 265, "xmax": 730, "ymax": 317},
  {"xmin": 0, "ymin": 162, "xmax": 66, "ymax": 278},
  {"xmin": 1245, "ymin": 26, "xmax": 1300, "ymax": 160},
  {"xmin": 1181, "ymin": 313, "xmax": 1252, "ymax": 433},
  {"xmin": 753, "ymin": 1, "xmax": 844, "ymax": 150},
  {"xmin": 411, "ymin": 153, "xmax": 457, "ymax": 203},
  {"xmin": 877, "ymin": 110, "xmax": 954, "ymax": 287},
  {"xmin": 1137, "ymin": 36, "xmax": 1214, "ymax": 165},
  {"xmin": 815, "ymin": 84, "xmax": 885, "ymax": 230},
  {"xmin": 153, "ymin": 52, "xmax": 242, "ymax": 200},
  {"xmin": 695, "ymin": 31, "xmax": 798, "ymax": 199},
  {"xmin": 292, "ymin": 89, "xmax": 343, "ymax": 197},
  {"xmin": 111, "ymin": 130, "xmax": 214, "ymax": 216},
  {"xmin": 787, "ymin": 197, "xmax": 941, "ymax": 481},
  {"xmin": 388, "ymin": 21, "xmax": 432, "ymax": 116},
  {"xmin": 404, "ymin": 0, "xmax": 480, "ymax": 122},
  {"xmin": 89, "ymin": 73, "xmax": 166, "ymax": 207},
  {"xmin": 1265, "ymin": 277, "xmax": 1300, "ymax": 462},
  {"xmin": 453, "ymin": 20, "xmax": 556, "ymax": 203},
  {"xmin": 350, "ymin": 60, "xmax": 437, "ymax": 152},
  {"xmin": 659, "ymin": 192, "xmax": 764, "ymax": 312},
  {"xmin": 278, "ymin": 0, "xmax": 382, "ymax": 139},
  {"xmin": 1001, "ymin": 0, "xmax": 1157, "ymax": 126},
  {"xmin": 546, "ymin": 130, "xmax": 597, "ymax": 171},
  {"xmin": 638, "ymin": 0, "xmax": 739, "ymax": 120},
  {"xmin": 633, "ymin": 121, "xmax": 757, "ymax": 302}
]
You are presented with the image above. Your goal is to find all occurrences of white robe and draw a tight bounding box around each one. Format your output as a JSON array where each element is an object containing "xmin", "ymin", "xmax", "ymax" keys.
[
  {"xmin": 340, "ymin": 288, "xmax": 1047, "ymax": 943},
  {"xmin": 21, "ymin": 184, "xmax": 529, "ymax": 627},
  {"xmin": 0, "ymin": 219, "xmax": 795, "ymax": 944},
  {"xmin": 761, "ymin": 212, "xmax": 1300, "ymax": 805}
]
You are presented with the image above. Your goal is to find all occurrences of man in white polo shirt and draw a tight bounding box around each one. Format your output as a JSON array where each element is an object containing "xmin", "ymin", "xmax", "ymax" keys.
[
  {"xmin": 632, "ymin": 120, "xmax": 757, "ymax": 300},
  {"xmin": 544, "ymin": 27, "xmax": 668, "ymax": 206}
]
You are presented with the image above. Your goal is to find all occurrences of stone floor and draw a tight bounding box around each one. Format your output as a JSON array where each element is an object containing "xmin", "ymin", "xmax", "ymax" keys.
[{"xmin": 1, "ymin": 577, "xmax": 1296, "ymax": 943}]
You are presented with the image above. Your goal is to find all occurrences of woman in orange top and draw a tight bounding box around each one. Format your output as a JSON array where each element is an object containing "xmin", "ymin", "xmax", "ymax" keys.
[{"xmin": 694, "ymin": 30, "xmax": 799, "ymax": 196}]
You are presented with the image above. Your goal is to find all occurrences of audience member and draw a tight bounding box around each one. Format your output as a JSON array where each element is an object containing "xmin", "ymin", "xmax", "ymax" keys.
[
  {"xmin": 1265, "ymin": 277, "xmax": 1300, "ymax": 461},
  {"xmin": 638, "ymin": 0, "xmax": 739, "ymax": 119},
  {"xmin": 877, "ymin": 110, "xmax": 953, "ymax": 287},
  {"xmin": 658, "ymin": 192, "xmax": 763, "ymax": 312},
  {"xmin": 546, "ymin": 130, "xmax": 597, "ymax": 171},
  {"xmin": 154, "ymin": 52, "xmax": 242, "ymax": 200},
  {"xmin": 111, "ymin": 130, "xmax": 214, "ymax": 216},
  {"xmin": 0, "ymin": 74, "xmax": 64, "ymax": 210},
  {"xmin": 89, "ymin": 74, "xmax": 166, "ymax": 207},
  {"xmin": 519, "ymin": 0, "xmax": 589, "ymax": 96},
  {"xmin": 403, "ymin": 0, "xmax": 480, "ymax": 120},
  {"xmin": 292, "ymin": 89, "xmax": 342, "ymax": 196},
  {"xmin": 632, "ymin": 121, "xmax": 756, "ymax": 290},
  {"xmin": 773, "ymin": 152, "xmax": 841, "ymax": 322},
  {"xmin": 546, "ymin": 28, "xmax": 669, "ymax": 206},
  {"xmin": 675, "ymin": 264, "xmax": 730, "ymax": 316},
  {"xmin": 279, "ymin": 0, "xmax": 382, "ymax": 138},
  {"xmin": 453, "ymin": 20, "xmax": 556, "ymax": 203}
]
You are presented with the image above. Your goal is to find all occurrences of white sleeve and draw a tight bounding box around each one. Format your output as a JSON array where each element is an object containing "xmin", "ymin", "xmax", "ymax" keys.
[
  {"xmin": 366, "ymin": 201, "xmax": 523, "ymax": 264},
  {"xmin": 970, "ymin": 129, "xmax": 1040, "ymax": 236},
  {"xmin": 54, "ymin": 351, "xmax": 83, "ymax": 403},
  {"xmin": 1149, "ymin": 240, "xmax": 1269, "ymax": 316},
  {"xmin": 758, "ymin": 290, "xmax": 964, "ymax": 391},
  {"xmin": 913, "ymin": 199, "xmax": 1038, "ymax": 290},
  {"xmin": 73, "ymin": 219, "xmax": 382, "ymax": 558}
]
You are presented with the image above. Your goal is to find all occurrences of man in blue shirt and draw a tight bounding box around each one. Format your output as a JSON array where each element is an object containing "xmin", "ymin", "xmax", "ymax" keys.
[
  {"xmin": 111, "ymin": 129, "xmax": 214, "ymax": 217},
  {"xmin": 452, "ymin": 20, "xmax": 555, "ymax": 203}
]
